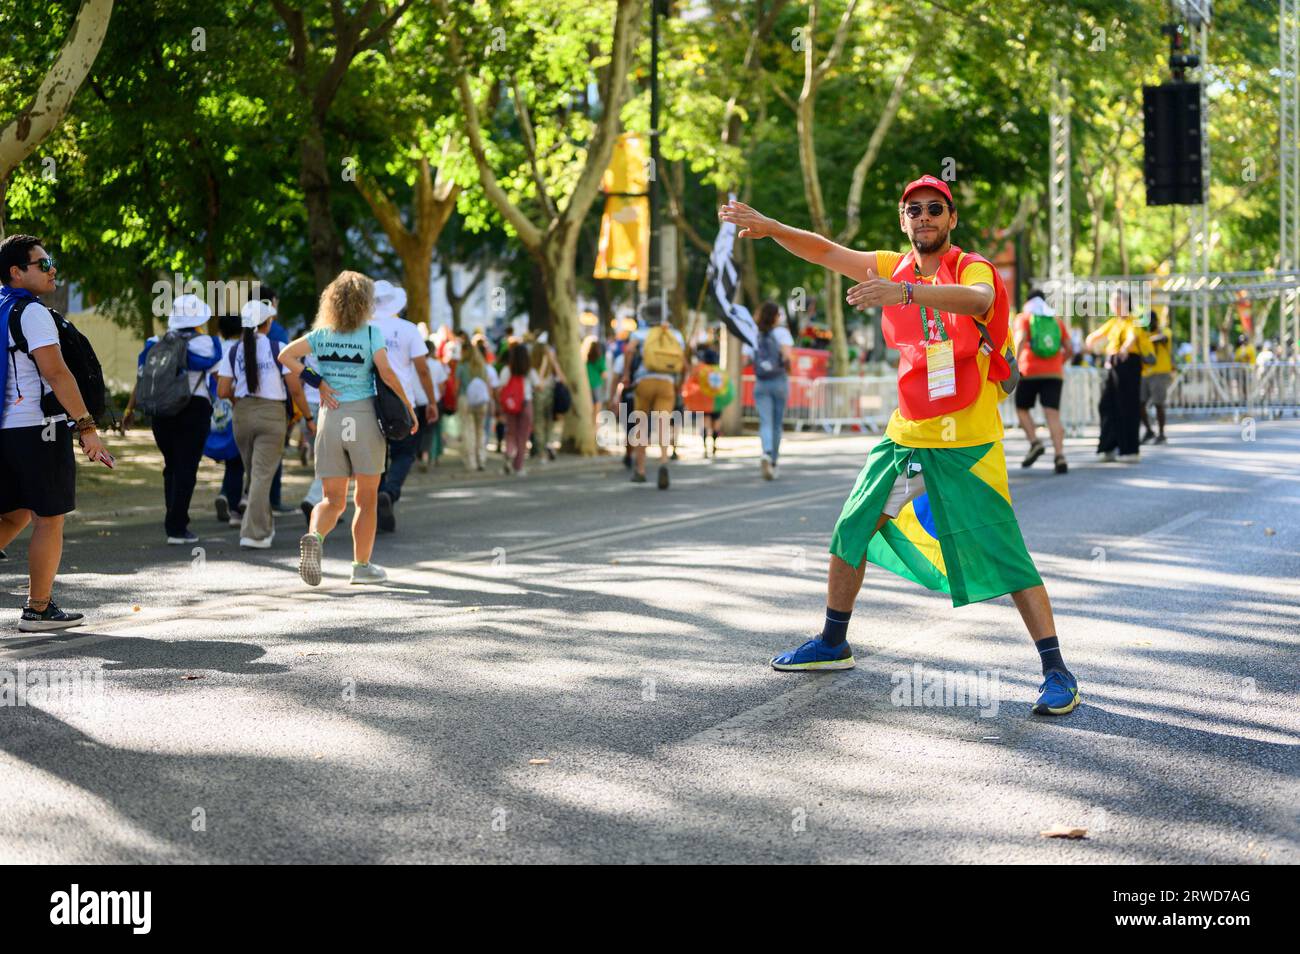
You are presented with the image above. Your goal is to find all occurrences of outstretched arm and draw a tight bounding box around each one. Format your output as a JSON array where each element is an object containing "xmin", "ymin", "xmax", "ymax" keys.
[{"xmin": 845, "ymin": 268, "xmax": 994, "ymax": 318}]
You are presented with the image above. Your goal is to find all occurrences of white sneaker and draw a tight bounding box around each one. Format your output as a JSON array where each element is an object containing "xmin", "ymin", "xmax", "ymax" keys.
[
  {"xmin": 240, "ymin": 533, "xmax": 274, "ymax": 549},
  {"xmin": 298, "ymin": 533, "xmax": 322, "ymax": 587},
  {"xmin": 229, "ymin": 514, "xmax": 243, "ymax": 527},
  {"xmin": 760, "ymin": 455, "xmax": 774, "ymax": 481},
  {"xmin": 770, "ymin": 462, "xmax": 779, "ymax": 479},
  {"xmin": 1117, "ymin": 453, "xmax": 1140, "ymax": 464},
  {"xmin": 349, "ymin": 562, "xmax": 388, "ymax": 584}
]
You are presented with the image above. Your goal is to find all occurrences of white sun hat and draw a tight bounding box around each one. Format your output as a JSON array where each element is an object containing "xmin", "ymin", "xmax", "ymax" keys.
[
  {"xmin": 240, "ymin": 298, "xmax": 277, "ymax": 329},
  {"xmin": 167, "ymin": 293, "xmax": 213, "ymax": 331},
  {"xmin": 373, "ymin": 280, "xmax": 408, "ymax": 319}
]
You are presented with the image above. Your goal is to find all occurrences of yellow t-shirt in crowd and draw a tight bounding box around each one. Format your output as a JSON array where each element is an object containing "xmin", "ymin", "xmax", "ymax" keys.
[
  {"xmin": 1094, "ymin": 316, "xmax": 1153, "ymax": 360},
  {"xmin": 1235, "ymin": 343, "xmax": 1256, "ymax": 365},
  {"xmin": 1143, "ymin": 329, "xmax": 1173, "ymax": 376},
  {"xmin": 1132, "ymin": 328, "xmax": 1157, "ymax": 370},
  {"xmin": 873, "ymin": 249, "xmax": 1002, "ymax": 449}
]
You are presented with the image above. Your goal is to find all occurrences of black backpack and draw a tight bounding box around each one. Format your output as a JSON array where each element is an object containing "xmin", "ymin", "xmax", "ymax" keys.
[
  {"xmin": 7, "ymin": 298, "xmax": 108, "ymax": 421},
  {"xmin": 753, "ymin": 331, "xmax": 786, "ymax": 380},
  {"xmin": 552, "ymin": 379, "xmax": 572, "ymax": 416},
  {"xmin": 135, "ymin": 331, "xmax": 199, "ymax": 418}
]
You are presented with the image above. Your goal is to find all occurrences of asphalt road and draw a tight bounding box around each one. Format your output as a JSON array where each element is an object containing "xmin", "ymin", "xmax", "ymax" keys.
[{"xmin": 2, "ymin": 421, "xmax": 1297, "ymax": 863}]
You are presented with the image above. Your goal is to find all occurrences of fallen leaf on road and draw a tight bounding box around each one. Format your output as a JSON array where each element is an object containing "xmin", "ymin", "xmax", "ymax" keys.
[
  {"xmin": 132, "ymin": 605, "xmax": 141, "ymax": 612},
  {"xmin": 1242, "ymin": 520, "xmax": 1254, "ymax": 526},
  {"xmin": 528, "ymin": 758, "xmax": 551, "ymax": 765},
  {"xmin": 1264, "ymin": 528, "xmax": 1276, "ymax": 536},
  {"xmin": 1040, "ymin": 825, "xmax": 1088, "ymax": 839},
  {"xmin": 180, "ymin": 674, "xmax": 204, "ymax": 681}
]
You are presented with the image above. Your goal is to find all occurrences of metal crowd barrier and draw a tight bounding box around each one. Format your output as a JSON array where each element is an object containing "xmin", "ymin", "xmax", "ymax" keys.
[
  {"xmin": 1166, "ymin": 362, "xmax": 1300, "ymax": 419},
  {"xmin": 741, "ymin": 363, "xmax": 1300, "ymax": 432},
  {"xmin": 1000, "ymin": 367, "xmax": 1102, "ymax": 437},
  {"xmin": 802, "ymin": 376, "xmax": 898, "ymax": 433},
  {"xmin": 739, "ymin": 375, "xmax": 818, "ymax": 427}
]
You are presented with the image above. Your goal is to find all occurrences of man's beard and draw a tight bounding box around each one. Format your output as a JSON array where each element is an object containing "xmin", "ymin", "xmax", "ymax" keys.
[{"xmin": 910, "ymin": 225, "xmax": 949, "ymax": 254}]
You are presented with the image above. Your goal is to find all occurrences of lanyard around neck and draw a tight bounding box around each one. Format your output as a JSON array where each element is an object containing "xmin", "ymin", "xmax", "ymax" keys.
[{"xmin": 913, "ymin": 262, "xmax": 947, "ymax": 344}]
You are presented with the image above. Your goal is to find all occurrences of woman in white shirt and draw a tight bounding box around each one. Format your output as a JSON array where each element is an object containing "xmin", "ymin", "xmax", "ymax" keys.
[{"xmin": 217, "ymin": 300, "xmax": 311, "ymax": 548}]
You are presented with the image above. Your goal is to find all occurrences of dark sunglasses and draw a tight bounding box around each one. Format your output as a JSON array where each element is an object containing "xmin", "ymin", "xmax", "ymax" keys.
[
  {"xmin": 901, "ymin": 201, "xmax": 951, "ymax": 219},
  {"xmin": 21, "ymin": 256, "xmax": 56, "ymax": 273}
]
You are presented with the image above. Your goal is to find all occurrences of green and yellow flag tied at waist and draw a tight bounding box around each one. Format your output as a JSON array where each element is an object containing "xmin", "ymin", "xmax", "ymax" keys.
[{"xmin": 830, "ymin": 438, "xmax": 1043, "ymax": 607}]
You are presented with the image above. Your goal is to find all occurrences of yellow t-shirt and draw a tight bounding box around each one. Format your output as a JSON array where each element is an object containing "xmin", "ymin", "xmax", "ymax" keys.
[
  {"xmin": 874, "ymin": 250, "xmax": 1002, "ymax": 449},
  {"xmin": 1143, "ymin": 330, "xmax": 1173, "ymax": 376},
  {"xmin": 1235, "ymin": 343, "xmax": 1256, "ymax": 365},
  {"xmin": 1094, "ymin": 317, "xmax": 1143, "ymax": 356},
  {"xmin": 1132, "ymin": 328, "xmax": 1157, "ymax": 369}
]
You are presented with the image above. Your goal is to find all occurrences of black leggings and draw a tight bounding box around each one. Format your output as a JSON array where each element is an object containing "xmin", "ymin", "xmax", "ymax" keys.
[{"xmin": 152, "ymin": 395, "xmax": 212, "ymax": 536}]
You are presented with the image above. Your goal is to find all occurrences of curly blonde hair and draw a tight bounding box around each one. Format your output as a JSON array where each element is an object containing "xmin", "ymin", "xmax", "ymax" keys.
[{"xmin": 315, "ymin": 271, "xmax": 374, "ymax": 333}]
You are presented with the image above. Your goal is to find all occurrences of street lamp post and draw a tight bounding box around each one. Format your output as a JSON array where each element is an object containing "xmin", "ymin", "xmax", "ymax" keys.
[{"xmin": 648, "ymin": 0, "xmax": 664, "ymax": 321}]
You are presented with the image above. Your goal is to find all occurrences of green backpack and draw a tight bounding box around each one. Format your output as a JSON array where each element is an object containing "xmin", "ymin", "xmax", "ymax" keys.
[{"xmin": 1028, "ymin": 312, "xmax": 1062, "ymax": 359}]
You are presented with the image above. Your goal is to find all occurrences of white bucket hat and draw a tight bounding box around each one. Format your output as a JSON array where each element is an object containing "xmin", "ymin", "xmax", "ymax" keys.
[
  {"xmin": 240, "ymin": 299, "xmax": 277, "ymax": 329},
  {"xmin": 168, "ymin": 293, "xmax": 212, "ymax": 331},
  {"xmin": 1025, "ymin": 295, "xmax": 1054, "ymax": 317},
  {"xmin": 373, "ymin": 280, "xmax": 407, "ymax": 319}
]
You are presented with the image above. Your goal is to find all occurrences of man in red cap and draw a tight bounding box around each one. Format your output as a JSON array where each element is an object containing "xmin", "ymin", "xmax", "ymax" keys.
[{"xmin": 718, "ymin": 176, "xmax": 1080, "ymax": 716}]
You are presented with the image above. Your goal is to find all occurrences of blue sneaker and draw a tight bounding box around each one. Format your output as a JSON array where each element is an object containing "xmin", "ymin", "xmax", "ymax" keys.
[
  {"xmin": 1033, "ymin": 669, "xmax": 1080, "ymax": 715},
  {"xmin": 771, "ymin": 638, "xmax": 855, "ymax": 672}
]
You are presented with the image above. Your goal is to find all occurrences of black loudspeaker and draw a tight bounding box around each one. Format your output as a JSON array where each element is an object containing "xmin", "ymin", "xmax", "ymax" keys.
[{"xmin": 1143, "ymin": 83, "xmax": 1204, "ymax": 206}]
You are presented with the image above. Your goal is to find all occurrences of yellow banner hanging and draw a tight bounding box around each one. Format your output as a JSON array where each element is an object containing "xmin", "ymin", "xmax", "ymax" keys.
[
  {"xmin": 602, "ymin": 132, "xmax": 649, "ymax": 195},
  {"xmin": 594, "ymin": 133, "xmax": 650, "ymax": 290}
]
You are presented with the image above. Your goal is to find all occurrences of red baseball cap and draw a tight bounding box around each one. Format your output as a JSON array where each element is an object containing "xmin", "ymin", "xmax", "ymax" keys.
[{"xmin": 900, "ymin": 174, "xmax": 954, "ymax": 206}]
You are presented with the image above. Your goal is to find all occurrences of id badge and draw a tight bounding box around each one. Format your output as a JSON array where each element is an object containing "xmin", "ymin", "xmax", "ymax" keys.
[{"xmin": 926, "ymin": 339, "xmax": 957, "ymax": 400}]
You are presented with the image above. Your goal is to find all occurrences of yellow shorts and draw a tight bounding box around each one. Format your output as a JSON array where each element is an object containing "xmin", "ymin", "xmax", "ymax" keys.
[{"xmin": 634, "ymin": 377, "xmax": 677, "ymax": 414}]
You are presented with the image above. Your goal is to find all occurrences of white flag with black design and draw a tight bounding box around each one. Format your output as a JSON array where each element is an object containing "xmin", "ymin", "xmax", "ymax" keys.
[{"xmin": 706, "ymin": 194, "xmax": 758, "ymax": 348}]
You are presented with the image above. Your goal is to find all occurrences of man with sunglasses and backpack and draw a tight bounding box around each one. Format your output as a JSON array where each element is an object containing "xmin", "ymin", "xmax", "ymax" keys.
[
  {"xmin": 719, "ymin": 175, "xmax": 1081, "ymax": 716},
  {"xmin": 1, "ymin": 235, "xmax": 111, "ymax": 632}
]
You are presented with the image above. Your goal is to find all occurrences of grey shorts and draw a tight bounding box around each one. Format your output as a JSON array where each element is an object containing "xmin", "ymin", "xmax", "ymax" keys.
[
  {"xmin": 883, "ymin": 462, "xmax": 927, "ymax": 518},
  {"xmin": 1141, "ymin": 372, "xmax": 1171, "ymax": 406},
  {"xmin": 314, "ymin": 398, "xmax": 386, "ymax": 478}
]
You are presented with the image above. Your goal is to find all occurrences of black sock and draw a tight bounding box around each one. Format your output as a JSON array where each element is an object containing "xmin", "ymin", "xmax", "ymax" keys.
[
  {"xmin": 1036, "ymin": 636, "xmax": 1068, "ymax": 675},
  {"xmin": 821, "ymin": 607, "xmax": 852, "ymax": 647}
]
